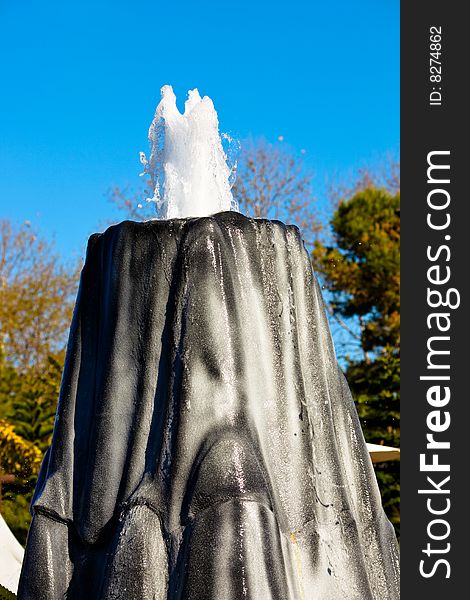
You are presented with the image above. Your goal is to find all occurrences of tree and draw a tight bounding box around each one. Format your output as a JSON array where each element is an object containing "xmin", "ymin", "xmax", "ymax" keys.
[
  {"xmin": 8, "ymin": 355, "xmax": 63, "ymax": 452},
  {"xmin": 0, "ymin": 418, "xmax": 42, "ymax": 484},
  {"xmin": 0, "ymin": 406, "xmax": 43, "ymax": 544},
  {"xmin": 327, "ymin": 157, "xmax": 400, "ymax": 209},
  {"xmin": 232, "ymin": 139, "xmax": 322, "ymax": 244},
  {"xmin": 347, "ymin": 352, "xmax": 400, "ymax": 532},
  {"xmin": 0, "ymin": 220, "xmax": 80, "ymax": 544},
  {"xmin": 0, "ymin": 220, "xmax": 80, "ymax": 371},
  {"xmin": 312, "ymin": 187, "xmax": 400, "ymax": 535},
  {"xmin": 107, "ymin": 183, "xmax": 155, "ymax": 221},
  {"xmin": 312, "ymin": 187, "xmax": 400, "ymax": 358},
  {"xmin": 0, "ymin": 354, "xmax": 62, "ymax": 544}
]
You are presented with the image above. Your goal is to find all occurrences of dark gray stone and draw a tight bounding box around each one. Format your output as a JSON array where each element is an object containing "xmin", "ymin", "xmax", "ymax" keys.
[{"xmin": 18, "ymin": 212, "xmax": 399, "ymax": 599}]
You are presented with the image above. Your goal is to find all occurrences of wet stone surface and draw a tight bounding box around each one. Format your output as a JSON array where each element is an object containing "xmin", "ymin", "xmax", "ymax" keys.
[{"xmin": 18, "ymin": 212, "xmax": 399, "ymax": 599}]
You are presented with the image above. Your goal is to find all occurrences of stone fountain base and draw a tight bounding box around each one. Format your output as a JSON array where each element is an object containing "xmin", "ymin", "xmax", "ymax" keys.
[{"xmin": 18, "ymin": 212, "xmax": 399, "ymax": 599}]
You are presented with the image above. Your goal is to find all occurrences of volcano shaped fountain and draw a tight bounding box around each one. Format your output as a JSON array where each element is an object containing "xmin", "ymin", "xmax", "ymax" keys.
[{"xmin": 18, "ymin": 87, "xmax": 399, "ymax": 599}]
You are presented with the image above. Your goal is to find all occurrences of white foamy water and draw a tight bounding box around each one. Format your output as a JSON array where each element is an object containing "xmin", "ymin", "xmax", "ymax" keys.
[{"xmin": 140, "ymin": 85, "xmax": 239, "ymax": 219}]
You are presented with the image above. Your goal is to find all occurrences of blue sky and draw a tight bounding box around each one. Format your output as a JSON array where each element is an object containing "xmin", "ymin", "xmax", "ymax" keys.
[{"xmin": 0, "ymin": 0, "xmax": 399, "ymax": 261}]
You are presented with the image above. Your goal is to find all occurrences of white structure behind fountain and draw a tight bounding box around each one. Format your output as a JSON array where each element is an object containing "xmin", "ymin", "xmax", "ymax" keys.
[
  {"xmin": 140, "ymin": 85, "xmax": 239, "ymax": 219},
  {"xmin": 18, "ymin": 86, "xmax": 399, "ymax": 600}
]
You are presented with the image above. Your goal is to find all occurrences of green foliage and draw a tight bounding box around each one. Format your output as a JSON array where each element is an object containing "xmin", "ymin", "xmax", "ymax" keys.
[
  {"xmin": 347, "ymin": 350, "xmax": 400, "ymax": 447},
  {"xmin": 0, "ymin": 413, "xmax": 42, "ymax": 546},
  {"xmin": 0, "ymin": 347, "xmax": 63, "ymax": 544},
  {"xmin": 313, "ymin": 187, "xmax": 400, "ymax": 536},
  {"xmin": 347, "ymin": 349, "xmax": 400, "ymax": 535},
  {"xmin": 1, "ymin": 490, "xmax": 34, "ymax": 548},
  {"xmin": 312, "ymin": 187, "xmax": 400, "ymax": 353},
  {"xmin": 0, "ymin": 355, "xmax": 62, "ymax": 545},
  {"xmin": 0, "ymin": 417, "xmax": 42, "ymax": 480},
  {"xmin": 0, "ymin": 352, "xmax": 18, "ymax": 420},
  {"xmin": 8, "ymin": 355, "xmax": 62, "ymax": 453},
  {"xmin": 0, "ymin": 220, "xmax": 78, "ymax": 547}
]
